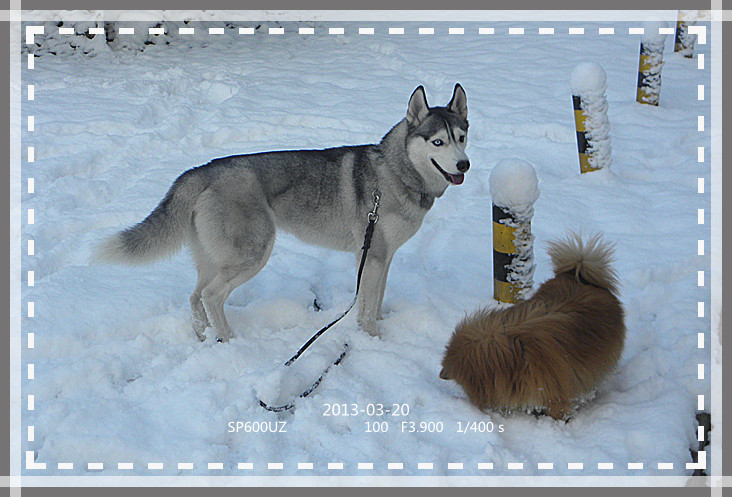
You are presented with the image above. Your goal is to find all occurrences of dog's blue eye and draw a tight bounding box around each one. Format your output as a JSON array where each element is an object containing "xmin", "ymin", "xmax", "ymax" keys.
[
  {"xmin": 459, "ymin": 136, "xmax": 466, "ymax": 143},
  {"xmin": 432, "ymin": 139, "xmax": 443, "ymax": 146}
]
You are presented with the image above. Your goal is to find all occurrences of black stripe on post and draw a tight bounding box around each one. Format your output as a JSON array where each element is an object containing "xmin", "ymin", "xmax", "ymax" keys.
[
  {"xmin": 493, "ymin": 205, "xmax": 515, "ymax": 285},
  {"xmin": 493, "ymin": 204, "xmax": 512, "ymax": 224},
  {"xmin": 674, "ymin": 21, "xmax": 685, "ymax": 51},
  {"xmin": 492, "ymin": 250, "xmax": 515, "ymax": 282},
  {"xmin": 637, "ymin": 70, "xmax": 645, "ymax": 89},
  {"xmin": 576, "ymin": 130, "xmax": 588, "ymax": 155}
]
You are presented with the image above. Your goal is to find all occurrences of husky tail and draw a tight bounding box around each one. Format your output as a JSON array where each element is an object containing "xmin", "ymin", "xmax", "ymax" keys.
[
  {"xmin": 546, "ymin": 232, "xmax": 619, "ymax": 295},
  {"xmin": 92, "ymin": 170, "xmax": 205, "ymax": 265}
]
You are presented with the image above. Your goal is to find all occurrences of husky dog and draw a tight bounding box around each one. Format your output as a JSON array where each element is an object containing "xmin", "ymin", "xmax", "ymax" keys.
[
  {"xmin": 440, "ymin": 234, "xmax": 625, "ymax": 420},
  {"xmin": 94, "ymin": 84, "xmax": 470, "ymax": 342}
]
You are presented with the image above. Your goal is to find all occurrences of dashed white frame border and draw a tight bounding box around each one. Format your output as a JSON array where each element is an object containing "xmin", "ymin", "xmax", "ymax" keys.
[
  {"xmin": 18, "ymin": 17, "xmax": 713, "ymax": 483},
  {"xmin": 23, "ymin": 23, "xmax": 711, "ymax": 39}
]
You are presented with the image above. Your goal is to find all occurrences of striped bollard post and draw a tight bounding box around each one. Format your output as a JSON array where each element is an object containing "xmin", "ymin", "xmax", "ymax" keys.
[
  {"xmin": 636, "ymin": 21, "xmax": 668, "ymax": 106},
  {"xmin": 570, "ymin": 62, "xmax": 612, "ymax": 173},
  {"xmin": 674, "ymin": 12, "xmax": 697, "ymax": 58},
  {"xmin": 489, "ymin": 159, "xmax": 539, "ymax": 304}
]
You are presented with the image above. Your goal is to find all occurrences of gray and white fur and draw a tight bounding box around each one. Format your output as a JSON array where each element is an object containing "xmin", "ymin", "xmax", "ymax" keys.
[{"xmin": 93, "ymin": 84, "xmax": 470, "ymax": 342}]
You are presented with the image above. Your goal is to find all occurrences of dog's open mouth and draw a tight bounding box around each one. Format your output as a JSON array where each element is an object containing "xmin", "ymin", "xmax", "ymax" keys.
[{"xmin": 431, "ymin": 158, "xmax": 465, "ymax": 185}]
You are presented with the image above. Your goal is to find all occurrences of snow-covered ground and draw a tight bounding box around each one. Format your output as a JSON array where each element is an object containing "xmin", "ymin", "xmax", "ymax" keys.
[{"xmin": 20, "ymin": 20, "xmax": 713, "ymax": 480}]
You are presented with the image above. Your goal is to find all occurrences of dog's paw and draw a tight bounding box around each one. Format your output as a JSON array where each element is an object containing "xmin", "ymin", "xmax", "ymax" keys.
[
  {"xmin": 215, "ymin": 335, "xmax": 230, "ymax": 343},
  {"xmin": 545, "ymin": 401, "xmax": 571, "ymax": 421}
]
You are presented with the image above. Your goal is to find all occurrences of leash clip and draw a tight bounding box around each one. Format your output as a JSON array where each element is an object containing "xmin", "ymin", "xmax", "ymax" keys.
[{"xmin": 368, "ymin": 191, "xmax": 380, "ymax": 224}]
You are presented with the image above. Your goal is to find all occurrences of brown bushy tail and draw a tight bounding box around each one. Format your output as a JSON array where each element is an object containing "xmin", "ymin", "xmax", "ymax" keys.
[{"xmin": 546, "ymin": 233, "xmax": 619, "ymax": 295}]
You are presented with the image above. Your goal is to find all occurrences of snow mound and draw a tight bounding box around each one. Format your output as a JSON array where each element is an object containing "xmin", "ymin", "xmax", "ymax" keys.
[
  {"xmin": 570, "ymin": 61, "xmax": 607, "ymax": 97},
  {"xmin": 489, "ymin": 159, "xmax": 540, "ymax": 211}
]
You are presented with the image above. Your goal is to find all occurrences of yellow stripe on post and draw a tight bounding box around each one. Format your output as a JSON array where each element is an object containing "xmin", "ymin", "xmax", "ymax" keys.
[
  {"xmin": 636, "ymin": 50, "xmax": 658, "ymax": 106},
  {"xmin": 637, "ymin": 49, "xmax": 654, "ymax": 105},
  {"xmin": 636, "ymin": 85, "xmax": 655, "ymax": 106},
  {"xmin": 573, "ymin": 109, "xmax": 587, "ymax": 132},
  {"xmin": 493, "ymin": 279, "xmax": 518, "ymax": 304},
  {"xmin": 638, "ymin": 51, "xmax": 653, "ymax": 73},
  {"xmin": 578, "ymin": 153, "xmax": 595, "ymax": 174},
  {"xmin": 492, "ymin": 221, "xmax": 516, "ymax": 254}
]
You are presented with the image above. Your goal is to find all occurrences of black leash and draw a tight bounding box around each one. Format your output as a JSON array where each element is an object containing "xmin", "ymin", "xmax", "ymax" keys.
[{"xmin": 259, "ymin": 191, "xmax": 380, "ymax": 412}]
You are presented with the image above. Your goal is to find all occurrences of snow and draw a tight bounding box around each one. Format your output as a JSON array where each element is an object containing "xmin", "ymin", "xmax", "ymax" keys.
[
  {"xmin": 642, "ymin": 20, "xmax": 669, "ymax": 46},
  {"xmin": 489, "ymin": 159, "xmax": 540, "ymax": 211},
  {"xmin": 20, "ymin": 20, "xmax": 713, "ymax": 480},
  {"xmin": 570, "ymin": 61, "xmax": 607, "ymax": 96}
]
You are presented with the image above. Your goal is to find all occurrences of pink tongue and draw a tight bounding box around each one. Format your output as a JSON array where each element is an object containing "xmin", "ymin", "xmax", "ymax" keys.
[{"xmin": 450, "ymin": 173, "xmax": 465, "ymax": 185}]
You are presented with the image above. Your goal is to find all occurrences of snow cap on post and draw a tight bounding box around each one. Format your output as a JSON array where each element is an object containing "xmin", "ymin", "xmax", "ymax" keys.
[
  {"xmin": 570, "ymin": 61, "xmax": 607, "ymax": 98},
  {"xmin": 489, "ymin": 159, "xmax": 540, "ymax": 213},
  {"xmin": 642, "ymin": 20, "xmax": 669, "ymax": 47},
  {"xmin": 490, "ymin": 159, "xmax": 539, "ymax": 304}
]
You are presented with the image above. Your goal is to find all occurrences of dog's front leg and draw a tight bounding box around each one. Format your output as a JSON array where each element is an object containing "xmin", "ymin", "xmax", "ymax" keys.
[
  {"xmin": 376, "ymin": 252, "xmax": 394, "ymax": 320},
  {"xmin": 357, "ymin": 256, "xmax": 388, "ymax": 337}
]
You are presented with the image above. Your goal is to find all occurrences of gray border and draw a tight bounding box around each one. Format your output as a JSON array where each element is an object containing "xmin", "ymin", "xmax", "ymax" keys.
[
  {"xmin": 721, "ymin": 6, "xmax": 727, "ymax": 485},
  {"xmin": 10, "ymin": 489, "xmax": 725, "ymax": 497},
  {"xmin": 3, "ymin": 12, "xmax": 9, "ymax": 494},
  {"xmin": 15, "ymin": 0, "xmax": 715, "ymax": 10},
  {"xmin": 4, "ymin": 0, "xmax": 723, "ymax": 495}
]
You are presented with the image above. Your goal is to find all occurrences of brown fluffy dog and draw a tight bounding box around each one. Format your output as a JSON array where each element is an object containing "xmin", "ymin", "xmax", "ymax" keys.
[{"xmin": 440, "ymin": 233, "xmax": 625, "ymax": 420}]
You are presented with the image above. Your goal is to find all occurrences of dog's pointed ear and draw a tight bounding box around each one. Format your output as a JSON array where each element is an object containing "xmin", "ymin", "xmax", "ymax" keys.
[
  {"xmin": 447, "ymin": 83, "xmax": 468, "ymax": 120},
  {"xmin": 406, "ymin": 85, "xmax": 430, "ymax": 125}
]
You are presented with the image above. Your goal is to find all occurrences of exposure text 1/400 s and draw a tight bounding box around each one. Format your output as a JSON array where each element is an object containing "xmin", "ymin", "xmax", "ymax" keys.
[{"xmin": 457, "ymin": 421, "xmax": 505, "ymax": 434}]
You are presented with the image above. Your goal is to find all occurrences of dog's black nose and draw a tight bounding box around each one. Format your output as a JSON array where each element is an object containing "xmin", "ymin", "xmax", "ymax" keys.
[{"xmin": 457, "ymin": 160, "xmax": 470, "ymax": 173}]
